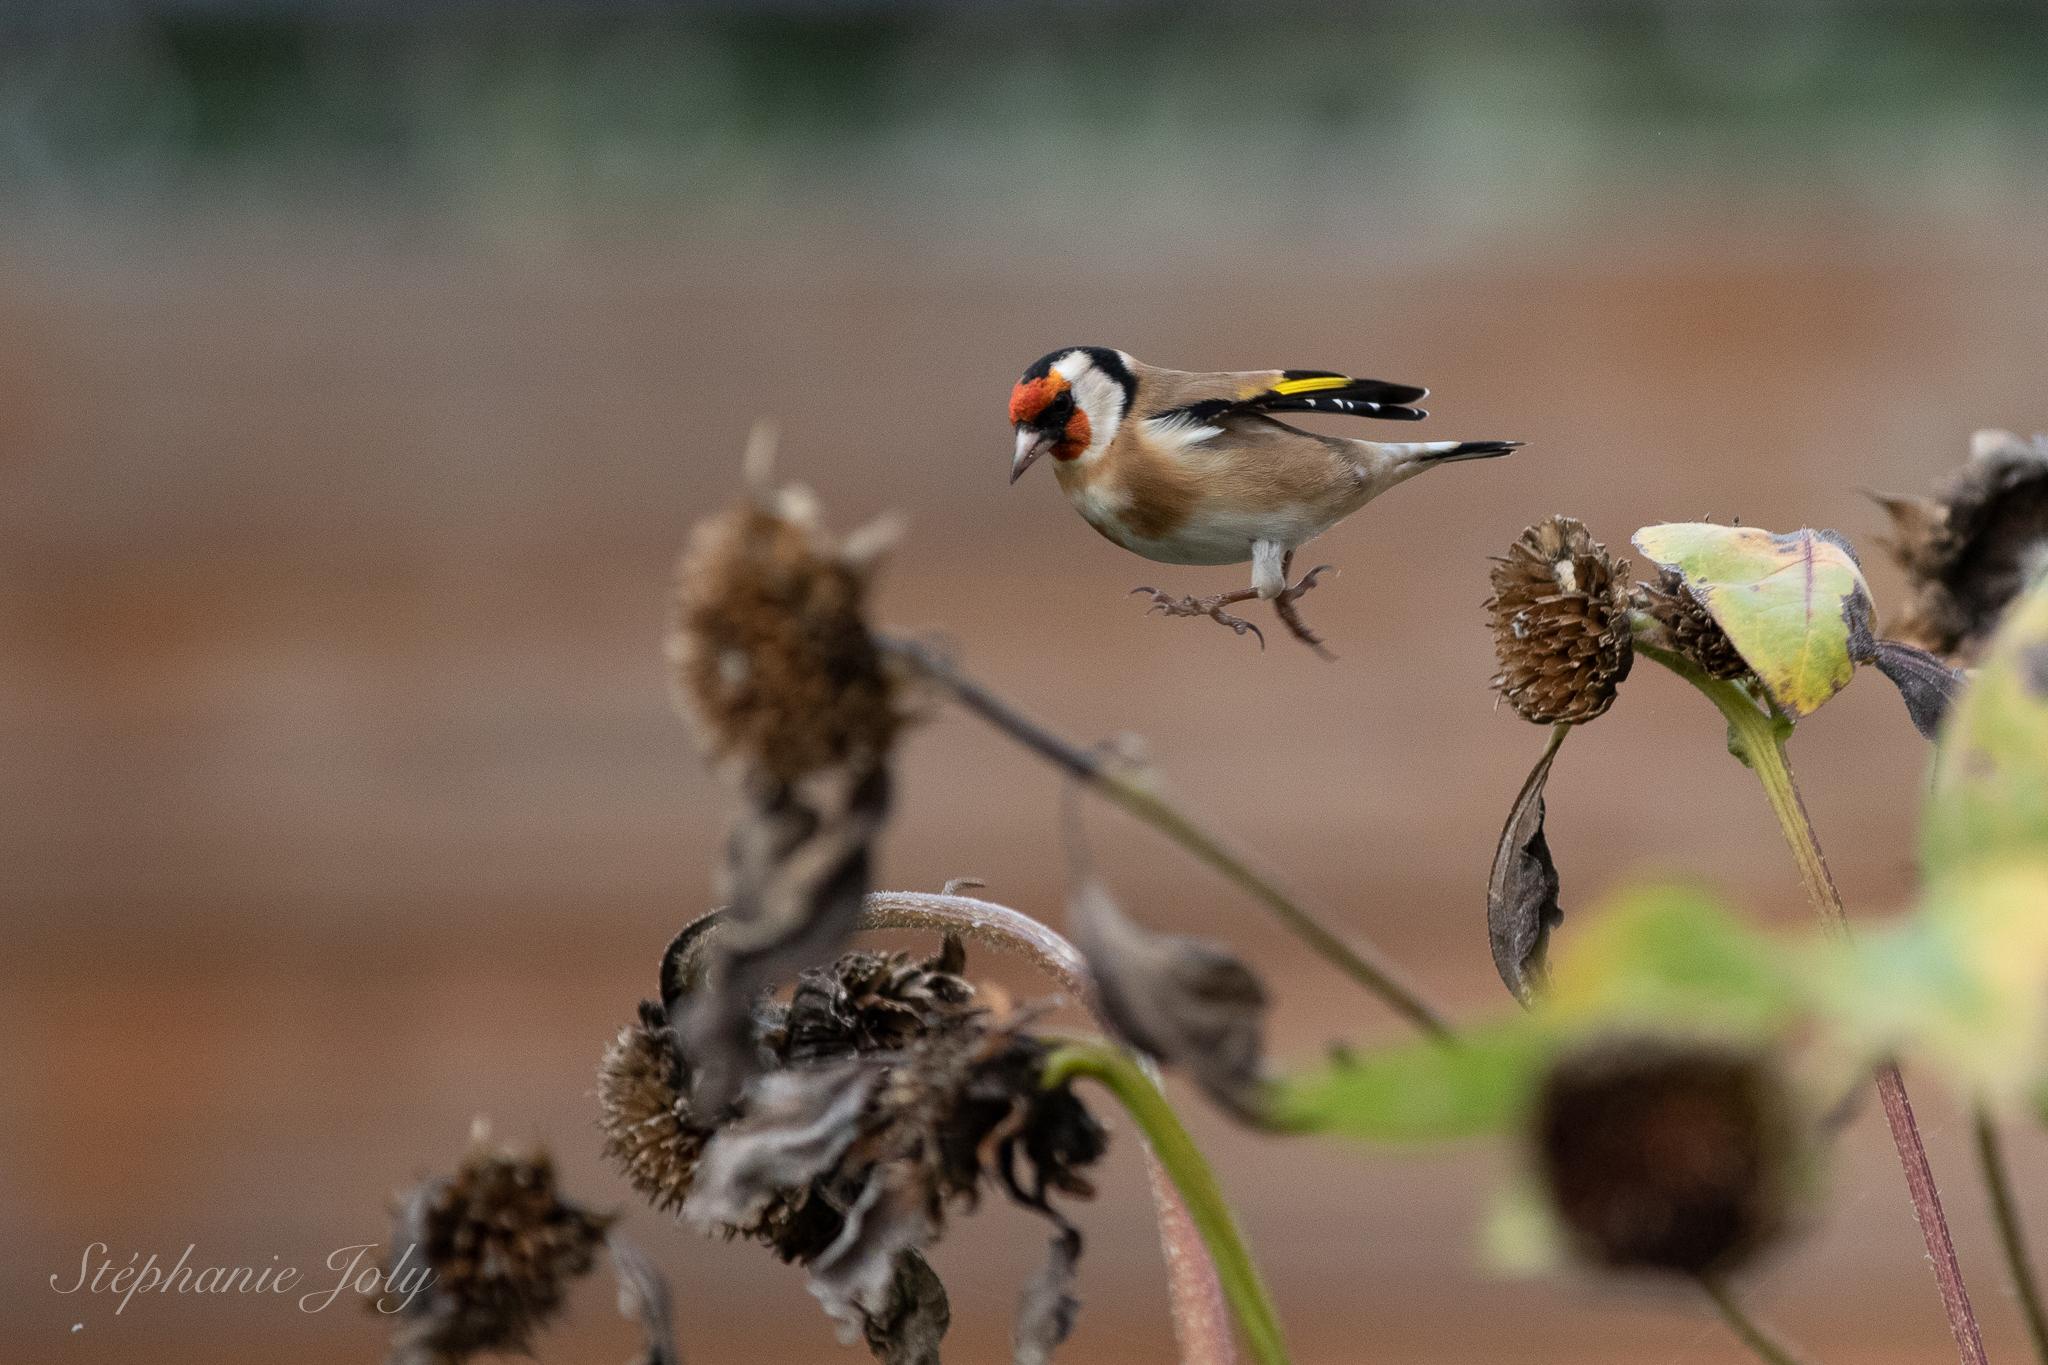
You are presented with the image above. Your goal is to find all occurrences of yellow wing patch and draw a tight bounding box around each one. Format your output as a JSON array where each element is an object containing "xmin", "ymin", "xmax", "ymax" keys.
[{"xmin": 1269, "ymin": 375, "xmax": 1354, "ymax": 396}]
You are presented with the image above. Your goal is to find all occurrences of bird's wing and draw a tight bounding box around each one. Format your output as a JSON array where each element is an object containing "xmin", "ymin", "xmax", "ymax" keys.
[{"xmin": 1144, "ymin": 370, "xmax": 1429, "ymax": 439}]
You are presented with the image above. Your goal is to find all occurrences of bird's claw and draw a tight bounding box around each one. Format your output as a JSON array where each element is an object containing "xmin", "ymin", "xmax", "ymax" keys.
[
  {"xmin": 1274, "ymin": 565, "xmax": 1337, "ymax": 660},
  {"xmin": 1129, "ymin": 587, "xmax": 1266, "ymax": 649}
]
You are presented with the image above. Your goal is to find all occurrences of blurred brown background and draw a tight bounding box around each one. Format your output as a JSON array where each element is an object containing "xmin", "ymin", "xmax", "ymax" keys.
[{"xmin": 5, "ymin": 3, "xmax": 2048, "ymax": 1362}]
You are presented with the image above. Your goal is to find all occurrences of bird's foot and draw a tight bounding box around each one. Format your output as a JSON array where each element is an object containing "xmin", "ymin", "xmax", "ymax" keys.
[
  {"xmin": 1131, "ymin": 586, "xmax": 1265, "ymax": 649},
  {"xmin": 1273, "ymin": 565, "xmax": 1337, "ymax": 660}
]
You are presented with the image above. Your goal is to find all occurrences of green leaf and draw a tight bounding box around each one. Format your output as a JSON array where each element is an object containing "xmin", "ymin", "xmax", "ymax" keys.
[
  {"xmin": 1267, "ymin": 1026, "xmax": 1549, "ymax": 1142},
  {"xmin": 1541, "ymin": 883, "xmax": 1805, "ymax": 1037},
  {"xmin": 1924, "ymin": 572, "xmax": 2048, "ymax": 874},
  {"xmin": 1632, "ymin": 523, "xmax": 1874, "ymax": 718}
]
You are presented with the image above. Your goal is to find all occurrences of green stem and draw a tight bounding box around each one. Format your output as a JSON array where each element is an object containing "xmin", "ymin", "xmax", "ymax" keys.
[
  {"xmin": 1699, "ymin": 1277, "xmax": 1814, "ymax": 1365},
  {"xmin": 1976, "ymin": 1106, "xmax": 2048, "ymax": 1363},
  {"xmin": 886, "ymin": 635, "xmax": 1451, "ymax": 1038},
  {"xmin": 1642, "ymin": 644, "xmax": 1987, "ymax": 1365},
  {"xmin": 1043, "ymin": 1040, "xmax": 1291, "ymax": 1365}
]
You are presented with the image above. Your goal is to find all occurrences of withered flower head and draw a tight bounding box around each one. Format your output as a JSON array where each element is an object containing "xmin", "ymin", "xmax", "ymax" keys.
[
  {"xmin": 1872, "ymin": 429, "xmax": 2048, "ymax": 665},
  {"xmin": 1532, "ymin": 1038, "xmax": 1797, "ymax": 1277},
  {"xmin": 670, "ymin": 482, "xmax": 902, "ymax": 783},
  {"xmin": 608, "ymin": 938, "xmax": 1107, "ymax": 1363},
  {"xmin": 1488, "ymin": 516, "xmax": 1635, "ymax": 724},
  {"xmin": 598, "ymin": 1001, "xmax": 714, "ymax": 1216},
  {"xmin": 668, "ymin": 450, "xmax": 908, "ymax": 1111},
  {"xmin": 388, "ymin": 1130, "xmax": 613, "ymax": 1365},
  {"xmin": 1633, "ymin": 567, "xmax": 1749, "ymax": 681},
  {"xmin": 770, "ymin": 936, "xmax": 977, "ymax": 1065}
]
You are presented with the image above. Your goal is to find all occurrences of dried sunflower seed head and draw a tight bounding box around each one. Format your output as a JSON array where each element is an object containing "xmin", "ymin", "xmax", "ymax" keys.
[
  {"xmin": 670, "ymin": 490, "xmax": 902, "ymax": 783},
  {"xmin": 388, "ymin": 1129, "xmax": 613, "ymax": 1364},
  {"xmin": 1872, "ymin": 429, "xmax": 2048, "ymax": 665},
  {"xmin": 598, "ymin": 1001, "xmax": 715, "ymax": 1217},
  {"xmin": 1633, "ymin": 567, "xmax": 1749, "ymax": 680},
  {"xmin": 769, "ymin": 937, "xmax": 978, "ymax": 1066},
  {"xmin": 1488, "ymin": 516, "xmax": 1635, "ymax": 723},
  {"xmin": 1532, "ymin": 1038, "xmax": 1796, "ymax": 1277}
]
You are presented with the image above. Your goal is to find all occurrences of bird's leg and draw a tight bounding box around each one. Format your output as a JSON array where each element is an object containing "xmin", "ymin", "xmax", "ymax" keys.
[
  {"xmin": 1271, "ymin": 551, "xmax": 1338, "ymax": 660},
  {"xmin": 1129, "ymin": 584, "xmax": 1265, "ymax": 647}
]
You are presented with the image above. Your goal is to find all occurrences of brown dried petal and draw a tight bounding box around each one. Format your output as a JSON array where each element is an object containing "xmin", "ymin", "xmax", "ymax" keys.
[
  {"xmin": 605, "ymin": 1236, "xmax": 683, "ymax": 1365},
  {"xmin": 1488, "ymin": 728, "xmax": 1568, "ymax": 1004},
  {"xmin": 1069, "ymin": 879, "xmax": 1270, "ymax": 1121},
  {"xmin": 1012, "ymin": 1228, "xmax": 1083, "ymax": 1365},
  {"xmin": 861, "ymin": 1251, "xmax": 950, "ymax": 1365},
  {"xmin": 1866, "ymin": 639, "xmax": 1967, "ymax": 742},
  {"xmin": 1488, "ymin": 516, "xmax": 1634, "ymax": 724},
  {"xmin": 682, "ymin": 1062, "xmax": 878, "ymax": 1234},
  {"xmin": 1874, "ymin": 429, "xmax": 2048, "ymax": 664},
  {"xmin": 1534, "ymin": 1038, "xmax": 1795, "ymax": 1277},
  {"xmin": 807, "ymin": 1164, "xmax": 941, "ymax": 1347}
]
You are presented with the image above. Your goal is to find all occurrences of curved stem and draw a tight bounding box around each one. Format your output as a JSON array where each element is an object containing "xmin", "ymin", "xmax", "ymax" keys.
[
  {"xmin": 1044, "ymin": 1040, "xmax": 1291, "ymax": 1365},
  {"xmin": 1643, "ymin": 646, "xmax": 1988, "ymax": 1365},
  {"xmin": 884, "ymin": 636, "xmax": 1451, "ymax": 1038},
  {"xmin": 1699, "ymin": 1277, "xmax": 1815, "ymax": 1365},
  {"xmin": 1976, "ymin": 1106, "xmax": 2048, "ymax": 1363},
  {"xmin": 666, "ymin": 891, "xmax": 1240, "ymax": 1364}
]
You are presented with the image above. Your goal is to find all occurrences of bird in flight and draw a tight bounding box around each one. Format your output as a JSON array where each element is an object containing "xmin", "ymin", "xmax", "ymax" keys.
[{"xmin": 1008, "ymin": 346, "xmax": 1523, "ymax": 656}]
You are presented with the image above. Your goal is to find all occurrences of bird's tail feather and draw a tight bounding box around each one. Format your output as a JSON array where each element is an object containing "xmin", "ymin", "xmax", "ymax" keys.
[{"xmin": 1369, "ymin": 438, "xmax": 1525, "ymax": 466}]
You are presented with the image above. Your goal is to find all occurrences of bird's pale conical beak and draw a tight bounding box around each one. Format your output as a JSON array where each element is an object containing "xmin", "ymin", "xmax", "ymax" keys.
[{"xmin": 1011, "ymin": 427, "xmax": 1053, "ymax": 484}]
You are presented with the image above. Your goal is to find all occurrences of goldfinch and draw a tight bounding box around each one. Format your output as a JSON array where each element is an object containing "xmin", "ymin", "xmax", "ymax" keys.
[{"xmin": 1008, "ymin": 346, "xmax": 1523, "ymax": 655}]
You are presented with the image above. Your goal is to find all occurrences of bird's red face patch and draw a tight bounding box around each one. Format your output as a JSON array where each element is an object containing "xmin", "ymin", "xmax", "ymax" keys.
[
  {"xmin": 1008, "ymin": 374, "xmax": 1063, "ymax": 426},
  {"xmin": 1010, "ymin": 373, "xmax": 1091, "ymax": 461}
]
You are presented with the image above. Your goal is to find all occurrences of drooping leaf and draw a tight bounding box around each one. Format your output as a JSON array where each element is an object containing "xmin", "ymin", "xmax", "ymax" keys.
[
  {"xmin": 1267, "ymin": 1025, "xmax": 1551, "ymax": 1142},
  {"xmin": 1866, "ymin": 639, "xmax": 1967, "ymax": 741},
  {"xmin": 1924, "ymin": 572, "xmax": 2048, "ymax": 874},
  {"xmin": 1632, "ymin": 523, "xmax": 1874, "ymax": 717},
  {"xmin": 1068, "ymin": 879, "xmax": 1271, "ymax": 1120},
  {"xmin": 862, "ymin": 1252, "xmax": 949, "ymax": 1365},
  {"xmin": 1488, "ymin": 726, "xmax": 1570, "ymax": 1003}
]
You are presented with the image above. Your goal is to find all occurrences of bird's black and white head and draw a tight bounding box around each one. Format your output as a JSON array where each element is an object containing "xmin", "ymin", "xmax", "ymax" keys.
[{"xmin": 1007, "ymin": 346, "xmax": 1136, "ymax": 483}]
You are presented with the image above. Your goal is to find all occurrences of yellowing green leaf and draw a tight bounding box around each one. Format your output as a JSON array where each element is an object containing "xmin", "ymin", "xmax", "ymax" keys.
[
  {"xmin": 1632, "ymin": 523, "xmax": 1874, "ymax": 717},
  {"xmin": 1924, "ymin": 572, "xmax": 2048, "ymax": 874}
]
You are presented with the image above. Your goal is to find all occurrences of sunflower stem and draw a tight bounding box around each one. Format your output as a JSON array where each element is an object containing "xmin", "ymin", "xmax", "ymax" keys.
[
  {"xmin": 1642, "ymin": 644, "xmax": 1988, "ymax": 1365},
  {"xmin": 1976, "ymin": 1105, "xmax": 2048, "ymax": 1363},
  {"xmin": 884, "ymin": 636, "xmax": 1452, "ymax": 1038},
  {"xmin": 1043, "ymin": 1040, "xmax": 1291, "ymax": 1365}
]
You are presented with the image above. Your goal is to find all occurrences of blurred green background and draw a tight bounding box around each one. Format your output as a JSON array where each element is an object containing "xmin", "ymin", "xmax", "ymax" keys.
[{"xmin": 4, "ymin": 4, "xmax": 2047, "ymax": 1363}]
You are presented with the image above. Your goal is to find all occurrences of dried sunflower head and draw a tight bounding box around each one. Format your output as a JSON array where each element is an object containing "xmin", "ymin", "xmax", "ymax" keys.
[
  {"xmin": 1633, "ymin": 566, "xmax": 1750, "ymax": 680},
  {"xmin": 1488, "ymin": 516, "xmax": 1635, "ymax": 723},
  {"xmin": 1532, "ymin": 1037, "xmax": 1796, "ymax": 1277},
  {"xmin": 598, "ymin": 1001, "xmax": 715, "ymax": 1217},
  {"xmin": 620, "ymin": 931, "xmax": 1105, "ymax": 1363},
  {"xmin": 769, "ymin": 937, "xmax": 977, "ymax": 1065},
  {"xmin": 670, "ymin": 485, "xmax": 902, "ymax": 784},
  {"xmin": 1872, "ymin": 429, "xmax": 2048, "ymax": 665},
  {"xmin": 388, "ymin": 1130, "xmax": 613, "ymax": 1364}
]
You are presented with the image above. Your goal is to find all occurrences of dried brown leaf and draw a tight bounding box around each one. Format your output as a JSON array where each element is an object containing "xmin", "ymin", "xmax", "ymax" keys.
[
  {"xmin": 1069, "ymin": 879, "xmax": 1270, "ymax": 1120},
  {"xmin": 1489, "ymin": 727, "xmax": 1569, "ymax": 1004}
]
